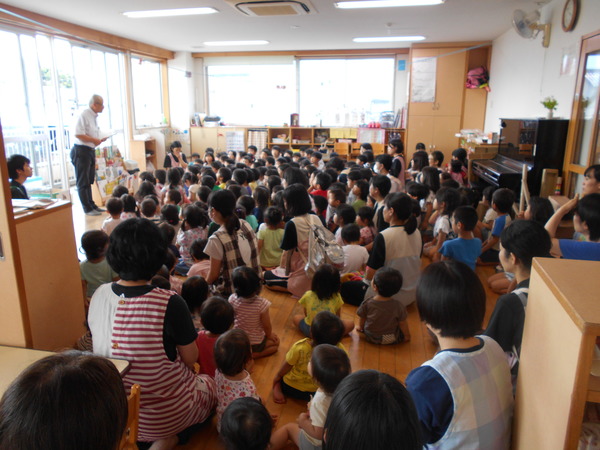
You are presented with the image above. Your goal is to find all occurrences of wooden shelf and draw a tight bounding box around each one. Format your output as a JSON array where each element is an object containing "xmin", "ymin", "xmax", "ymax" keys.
[{"xmin": 587, "ymin": 373, "xmax": 600, "ymax": 403}]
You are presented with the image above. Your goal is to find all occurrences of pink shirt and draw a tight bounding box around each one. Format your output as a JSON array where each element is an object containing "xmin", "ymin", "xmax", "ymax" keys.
[
  {"xmin": 187, "ymin": 260, "xmax": 211, "ymax": 279},
  {"xmin": 228, "ymin": 294, "xmax": 271, "ymax": 345}
]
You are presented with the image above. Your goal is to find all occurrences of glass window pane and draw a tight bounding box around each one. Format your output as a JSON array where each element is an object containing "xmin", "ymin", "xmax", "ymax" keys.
[
  {"xmin": 207, "ymin": 64, "xmax": 295, "ymax": 126},
  {"xmin": 299, "ymin": 58, "xmax": 394, "ymax": 127},
  {"xmin": 131, "ymin": 57, "xmax": 163, "ymax": 128},
  {"xmin": 0, "ymin": 30, "xmax": 28, "ymax": 130},
  {"xmin": 571, "ymin": 52, "xmax": 600, "ymax": 166}
]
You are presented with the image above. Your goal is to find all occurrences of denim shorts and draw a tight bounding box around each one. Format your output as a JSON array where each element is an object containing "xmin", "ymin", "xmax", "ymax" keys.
[{"xmin": 299, "ymin": 318, "xmax": 311, "ymax": 337}]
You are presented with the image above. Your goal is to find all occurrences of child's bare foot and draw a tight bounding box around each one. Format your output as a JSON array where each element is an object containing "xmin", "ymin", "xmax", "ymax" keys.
[{"xmin": 273, "ymin": 382, "xmax": 286, "ymax": 404}]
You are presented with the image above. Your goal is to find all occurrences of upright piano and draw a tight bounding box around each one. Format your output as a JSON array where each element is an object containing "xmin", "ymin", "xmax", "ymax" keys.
[{"xmin": 471, "ymin": 118, "xmax": 569, "ymax": 196}]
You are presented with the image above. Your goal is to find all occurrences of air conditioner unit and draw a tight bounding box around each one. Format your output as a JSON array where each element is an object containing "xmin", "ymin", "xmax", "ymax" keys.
[{"xmin": 225, "ymin": 0, "xmax": 315, "ymax": 16}]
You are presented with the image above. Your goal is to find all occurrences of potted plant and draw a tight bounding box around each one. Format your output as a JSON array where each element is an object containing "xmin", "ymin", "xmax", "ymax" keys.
[{"xmin": 541, "ymin": 96, "xmax": 558, "ymax": 119}]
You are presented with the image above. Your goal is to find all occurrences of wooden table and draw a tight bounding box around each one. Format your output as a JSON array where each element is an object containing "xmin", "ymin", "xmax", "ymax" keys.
[{"xmin": 0, "ymin": 346, "xmax": 129, "ymax": 397}]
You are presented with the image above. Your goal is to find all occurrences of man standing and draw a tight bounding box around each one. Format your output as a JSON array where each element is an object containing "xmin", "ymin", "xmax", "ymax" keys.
[{"xmin": 71, "ymin": 95, "xmax": 107, "ymax": 216}]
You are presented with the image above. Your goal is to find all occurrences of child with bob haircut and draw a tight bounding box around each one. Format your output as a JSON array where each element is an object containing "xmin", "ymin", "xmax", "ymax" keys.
[
  {"xmin": 88, "ymin": 218, "xmax": 217, "ymax": 447},
  {"xmin": 479, "ymin": 188, "xmax": 514, "ymax": 264},
  {"xmin": 357, "ymin": 267, "xmax": 410, "ymax": 345},
  {"xmin": 423, "ymin": 187, "xmax": 461, "ymax": 261},
  {"xmin": 214, "ymin": 329, "xmax": 260, "ymax": 431},
  {"xmin": 0, "ymin": 351, "xmax": 127, "ymax": 450},
  {"xmin": 181, "ymin": 275, "xmax": 209, "ymax": 331},
  {"xmin": 333, "ymin": 203, "xmax": 357, "ymax": 245},
  {"xmin": 187, "ymin": 238, "xmax": 211, "ymax": 278},
  {"xmin": 356, "ymin": 205, "xmax": 377, "ymax": 248},
  {"xmin": 439, "ymin": 205, "xmax": 482, "ymax": 271},
  {"xmin": 176, "ymin": 204, "xmax": 209, "ymax": 275},
  {"xmin": 293, "ymin": 264, "xmax": 355, "ymax": 337},
  {"xmin": 323, "ymin": 370, "xmax": 422, "ymax": 450},
  {"xmin": 484, "ymin": 220, "xmax": 552, "ymax": 374},
  {"xmin": 273, "ymin": 311, "xmax": 346, "ymax": 404},
  {"xmin": 101, "ymin": 197, "xmax": 123, "ymax": 236},
  {"xmin": 257, "ymin": 206, "xmax": 285, "ymax": 269},
  {"xmin": 270, "ymin": 344, "xmax": 351, "ymax": 450},
  {"xmin": 341, "ymin": 224, "xmax": 369, "ymax": 274},
  {"xmin": 406, "ymin": 260, "xmax": 513, "ymax": 448},
  {"xmin": 545, "ymin": 193, "xmax": 600, "ymax": 261},
  {"xmin": 221, "ymin": 398, "xmax": 272, "ymax": 450},
  {"xmin": 195, "ymin": 296, "xmax": 235, "ymax": 377},
  {"xmin": 229, "ymin": 266, "xmax": 280, "ymax": 358}
]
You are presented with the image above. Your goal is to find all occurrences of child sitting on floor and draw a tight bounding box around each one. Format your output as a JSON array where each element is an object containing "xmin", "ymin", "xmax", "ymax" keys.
[
  {"xmin": 356, "ymin": 267, "xmax": 410, "ymax": 345},
  {"xmin": 333, "ymin": 204, "xmax": 356, "ymax": 245},
  {"xmin": 181, "ymin": 276, "xmax": 209, "ymax": 331},
  {"xmin": 423, "ymin": 187, "xmax": 461, "ymax": 261},
  {"xmin": 79, "ymin": 230, "xmax": 118, "ymax": 304},
  {"xmin": 101, "ymin": 197, "xmax": 123, "ymax": 236},
  {"xmin": 356, "ymin": 206, "xmax": 377, "ymax": 249},
  {"xmin": 229, "ymin": 266, "xmax": 280, "ymax": 358},
  {"xmin": 257, "ymin": 207, "xmax": 285, "ymax": 269},
  {"xmin": 186, "ymin": 238, "xmax": 210, "ymax": 279},
  {"xmin": 195, "ymin": 296, "xmax": 234, "ymax": 377},
  {"xmin": 270, "ymin": 344, "xmax": 351, "ymax": 450},
  {"xmin": 406, "ymin": 260, "xmax": 513, "ymax": 448},
  {"xmin": 214, "ymin": 329, "xmax": 260, "ymax": 431},
  {"xmin": 176, "ymin": 205, "xmax": 209, "ymax": 275},
  {"xmin": 272, "ymin": 311, "xmax": 347, "ymax": 404},
  {"xmin": 341, "ymin": 224, "xmax": 369, "ymax": 274},
  {"xmin": 221, "ymin": 398, "xmax": 272, "ymax": 450},
  {"xmin": 439, "ymin": 205, "xmax": 482, "ymax": 271},
  {"xmin": 293, "ymin": 264, "xmax": 355, "ymax": 337},
  {"xmin": 479, "ymin": 188, "xmax": 514, "ymax": 264}
]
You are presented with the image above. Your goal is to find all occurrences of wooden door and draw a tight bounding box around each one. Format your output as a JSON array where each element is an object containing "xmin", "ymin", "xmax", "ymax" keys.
[
  {"xmin": 563, "ymin": 31, "xmax": 600, "ymax": 196},
  {"xmin": 433, "ymin": 48, "xmax": 466, "ymax": 117},
  {"xmin": 433, "ymin": 116, "xmax": 462, "ymax": 161},
  {"xmin": 406, "ymin": 115, "xmax": 434, "ymax": 159}
]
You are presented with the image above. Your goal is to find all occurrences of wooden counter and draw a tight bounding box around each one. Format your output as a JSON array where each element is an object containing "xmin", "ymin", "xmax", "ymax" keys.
[{"xmin": 513, "ymin": 258, "xmax": 600, "ymax": 449}]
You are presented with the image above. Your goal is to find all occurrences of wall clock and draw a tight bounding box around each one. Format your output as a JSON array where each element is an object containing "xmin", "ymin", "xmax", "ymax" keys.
[{"xmin": 562, "ymin": 0, "xmax": 579, "ymax": 32}]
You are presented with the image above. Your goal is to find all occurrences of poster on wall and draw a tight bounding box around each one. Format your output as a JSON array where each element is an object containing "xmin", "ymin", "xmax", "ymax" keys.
[{"xmin": 411, "ymin": 57, "xmax": 437, "ymax": 103}]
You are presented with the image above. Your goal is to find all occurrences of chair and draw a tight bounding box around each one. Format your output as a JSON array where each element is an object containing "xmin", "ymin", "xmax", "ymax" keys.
[
  {"xmin": 350, "ymin": 142, "xmax": 361, "ymax": 159},
  {"xmin": 334, "ymin": 142, "xmax": 350, "ymax": 160},
  {"xmin": 120, "ymin": 384, "xmax": 141, "ymax": 450}
]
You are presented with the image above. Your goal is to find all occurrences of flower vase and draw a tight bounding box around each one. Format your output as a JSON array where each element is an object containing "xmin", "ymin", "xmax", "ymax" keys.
[{"xmin": 547, "ymin": 109, "xmax": 554, "ymax": 119}]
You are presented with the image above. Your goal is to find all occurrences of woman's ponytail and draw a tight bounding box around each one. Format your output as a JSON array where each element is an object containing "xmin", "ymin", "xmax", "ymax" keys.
[{"xmin": 404, "ymin": 214, "xmax": 418, "ymax": 235}]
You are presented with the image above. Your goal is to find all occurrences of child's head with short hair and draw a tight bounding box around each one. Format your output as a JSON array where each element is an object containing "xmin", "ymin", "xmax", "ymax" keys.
[
  {"xmin": 232, "ymin": 266, "xmax": 262, "ymax": 299},
  {"xmin": 312, "ymin": 264, "xmax": 341, "ymax": 301},
  {"xmin": 120, "ymin": 194, "xmax": 137, "ymax": 214},
  {"xmin": 500, "ymin": 220, "xmax": 552, "ymax": 271},
  {"xmin": 315, "ymin": 172, "xmax": 332, "ymax": 191},
  {"xmin": 482, "ymin": 186, "xmax": 496, "ymax": 205},
  {"xmin": 198, "ymin": 186, "xmax": 212, "ymax": 203},
  {"xmin": 341, "ymin": 223, "xmax": 361, "ymax": 244},
  {"xmin": 166, "ymin": 189, "xmax": 182, "ymax": 205},
  {"xmin": 201, "ymin": 175, "xmax": 216, "ymax": 190},
  {"xmin": 328, "ymin": 189, "xmax": 346, "ymax": 208},
  {"xmin": 220, "ymin": 397, "xmax": 272, "ymax": 450},
  {"xmin": 372, "ymin": 267, "xmax": 403, "ymax": 298},
  {"xmin": 151, "ymin": 275, "xmax": 170, "ymax": 289},
  {"xmin": 158, "ymin": 222, "xmax": 176, "ymax": 246},
  {"xmin": 200, "ymin": 296, "xmax": 235, "ymax": 335},
  {"xmin": 312, "ymin": 194, "xmax": 328, "ymax": 217},
  {"xmin": 434, "ymin": 187, "xmax": 462, "ymax": 216},
  {"xmin": 334, "ymin": 204, "xmax": 356, "ymax": 227},
  {"xmin": 182, "ymin": 204, "xmax": 209, "ymax": 229},
  {"xmin": 160, "ymin": 204, "xmax": 179, "ymax": 226},
  {"xmin": 310, "ymin": 311, "xmax": 345, "ymax": 346},
  {"xmin": 214, "ymin": 329, "xmax": 252, "ymax": 377},
  {"xmin": 356, "ymin": 206, "xmax": 375, "ymax": 228},
  {"xmin": 353, "ymin": 179, "xmax": 370, "ymax": 202},
  {"xmin": 450, "ymin": 160, "xmax": 464, "ymax": 174},
  {"xmin": 576, "ymin": 193, "xmax": 600, "ymax": 241},
  {"xmin": 232, "ymin": 169, "xmax": 248, "ymax": 186},
  {"xmin": 111, "ymin": 185, "xmax": 128, "ymax": 198},
  {"xmin": 166, "ymin": 168, "xmax": 182, "ymax": 188},
  {"xmin": 237, "ymin": 195, "xmax": 255, "ymax": 217},
  {"xmin": 264, "ymin": 206, "xmax": 282, "ymax": 227},
  {"xmin": 190, "ymin": 238, "xmax": 209, "ymax": 262},
  {"xmin": 417, "ymin": 261, "xmax": 485, "ymax": 339},
  {"xmin": 406, "ymin": 182, "xmax": 429, "ymax": 201},
  {"xmin": 140, "ymin": 198, "xmax": 158, "ymax": 218},
  {"xmin": 451, "ymin": 205, "xmax": 478, "ymax": 232},
  {"xmin": 451, "ymin": 147, "xmax": 468, "ymax": 165},
  {"xmin": 81, "ymin": 230, "xmax": 109, "ymax": 261},
  {"xmin": 309, "ymin": 344, "xmax": 351, "ymax": 395},
  {"xmin": 181, "ymin": 276, "xmax": 209, "ymax": 316},
  {"xmin": 218, "ymin": 167, "xmax": 232, "ymax": 184},
  {"xmin": 105, "ymin": 197, "xmax": 123, "ymax": 218},
  {"xmin": 429, "ymin": 150, "xmax": 444, "ymax": 168},
  {"xmin": 154, "ymin": 169, "xmax": 166, "ymax": 185},
  {"xmin": 492, "ymin": 188, "xmax": 514, "ymax": 214},
  {"xmin": 525, "ymin": 196, "xmax": 554, "ymax": 225}
]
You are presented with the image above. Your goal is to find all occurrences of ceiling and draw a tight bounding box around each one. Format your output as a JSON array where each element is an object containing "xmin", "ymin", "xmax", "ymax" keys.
[{"xmin": 2, "ymin": 0, "xmax": 547, "ymax": 53}]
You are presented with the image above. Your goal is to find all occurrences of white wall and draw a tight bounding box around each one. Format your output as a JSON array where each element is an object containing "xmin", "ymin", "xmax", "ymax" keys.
[{"xmin": 484, "ymin": 0, "xmax": 600, "ymax": 133}]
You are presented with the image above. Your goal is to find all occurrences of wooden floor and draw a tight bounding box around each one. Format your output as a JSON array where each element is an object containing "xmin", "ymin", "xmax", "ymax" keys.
[{"xmin": 74, "ymin": 194, "xmax": 498, "ymax": 449}]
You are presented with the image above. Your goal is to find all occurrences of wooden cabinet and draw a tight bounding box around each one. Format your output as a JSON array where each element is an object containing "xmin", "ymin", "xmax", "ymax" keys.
[
  {"xmin": 130, "ymin": 138, "xmax": 158, "ymax": 172},
  {"xmin": 513, "ymin": 258, "xmax": 600, "ymax": 449},
  {"xmin": 407, "ymin": 43, "xmax": 491, "ymax": 162},
  {"xmin": 267, "ymin": 127, "xmax": 330, "ymax": 150}
]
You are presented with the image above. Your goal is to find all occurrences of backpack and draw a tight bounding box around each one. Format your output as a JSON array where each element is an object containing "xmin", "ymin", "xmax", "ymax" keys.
[
  {"xmin": 465, "ymin": 66, "xmax": 490, "ymax": 92},
  {"xmin": 304, "ymin": 224, "xmax": 345, "ymax": 278}
]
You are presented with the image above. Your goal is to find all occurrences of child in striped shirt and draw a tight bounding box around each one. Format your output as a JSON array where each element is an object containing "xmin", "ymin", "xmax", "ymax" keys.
[{"xmin": 229, "ymin": 266, "xmax": 280, "ymax": 359}]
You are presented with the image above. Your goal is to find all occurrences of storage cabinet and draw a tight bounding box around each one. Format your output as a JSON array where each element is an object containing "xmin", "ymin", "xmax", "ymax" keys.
[
  {"xmin": 407, "ymin": 44, "xmax": 491, "ymax": 162},
  {"xmin": 130, "ymin": 138, "xmax": 158, "ymax": 172},
  {"xmin": 513, "ymin": 258, "xmax": 600, "ymax": 449}
]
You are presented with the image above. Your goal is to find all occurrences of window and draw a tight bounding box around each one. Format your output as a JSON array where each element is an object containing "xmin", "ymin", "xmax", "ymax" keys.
[
  {"xmin": 298, "ymin": 58, "xmax": 395, "ymax": 127},
  {"xmin": 207, "ymin": 63, "xmax": 295, "ymax": 126},
  {"xmin": 0, "ymin": 28, "xmax": 127, "ymax": 191},
  {"xmin": 131, "ymin": 57, "xmax": 164, "ymax": 128}
]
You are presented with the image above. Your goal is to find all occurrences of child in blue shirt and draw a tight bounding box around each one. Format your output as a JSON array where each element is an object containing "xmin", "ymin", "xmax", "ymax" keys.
[
  {"xmin": 440, "ymin": 206, "xmax": 482, "ymax": 271},
  {"xmin": 479, "ymin": 188, "xmax": 514, "ymax": 264}
]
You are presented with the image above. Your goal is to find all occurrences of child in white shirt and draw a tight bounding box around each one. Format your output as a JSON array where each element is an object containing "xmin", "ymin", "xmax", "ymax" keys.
[
  {"xmin": 341, "ymin": 224, "xmax": 369, "ymax": 274},
  {"xmin": 101, "ymin": 197, "xmax": 123, "ymax": 236}
]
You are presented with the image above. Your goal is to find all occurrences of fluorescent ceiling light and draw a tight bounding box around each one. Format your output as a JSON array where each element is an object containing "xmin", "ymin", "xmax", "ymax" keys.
[
  {"xmin": 353, "ymin": 36, "xmax": 426, "ymax": 43},
  {"xmin": 336, "ymin": 0, "xmax": 444, "ymax": 9},
  {"xmin": 203, "ymin": 40, "xmax": 270, "ymax": 46},
  {"xmin": 123, "ymin": 7, "xmax": 218, "ymax": 18}
]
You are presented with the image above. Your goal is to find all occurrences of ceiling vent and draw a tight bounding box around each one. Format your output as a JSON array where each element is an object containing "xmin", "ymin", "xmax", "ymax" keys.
[{"xmin": 226, "ymin": 0, "xmax": 315, "ymax": 16}]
